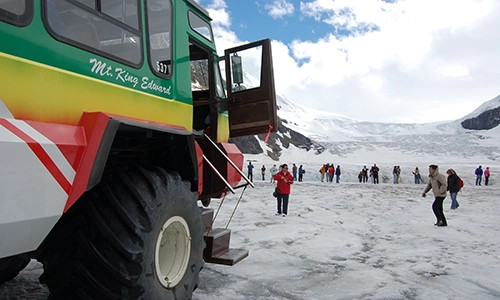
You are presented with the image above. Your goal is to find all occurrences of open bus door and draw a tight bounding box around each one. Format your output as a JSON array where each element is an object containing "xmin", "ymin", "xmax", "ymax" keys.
[
  {"xmin": 198, "ymin": 39, "xmax": 277, "ymax": 200},
  {"xmin": 224, "ymin": 39, "xmax": 278, "ymax": 138}
]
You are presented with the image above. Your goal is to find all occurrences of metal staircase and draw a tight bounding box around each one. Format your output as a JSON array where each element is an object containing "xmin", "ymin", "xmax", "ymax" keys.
[{"xmin": 198, "ymin": 134, "xmax": 252, "ymax": 265}]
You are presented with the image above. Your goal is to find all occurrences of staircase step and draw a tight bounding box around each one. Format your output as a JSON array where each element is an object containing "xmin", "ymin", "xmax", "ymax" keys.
[
  {"xmin": 201, "ymin": 207, "xmax": 214, "ymax": 231},
  {"xmin": 204, "ymin": 228, "xmax": 231, "ymax": 258},
  {"xmin": 204, "ymin": 248, "xmax": 249, "ymax": 266}
]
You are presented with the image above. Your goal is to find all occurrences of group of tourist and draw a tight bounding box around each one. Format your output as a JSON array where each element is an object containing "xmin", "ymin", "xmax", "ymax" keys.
[
  {"xmin": 474, "ymin": 165, "xmax": 491, "ymax": 186},
  {"xmin": 319, "ymin": 163, "xmax": 342, "ymax": 183},
  {"xmin": 250, "ymin": 162, "xmax": 492, "ymax": 187},
  {"xmin": 257, "ymin": 163, "xmax": 305, "ymax": 183},
  {"xmin": 247, "ymin": 161, "xmax": 493, "ymax": 228},
  {"xmin": 356, "ymin": 164, "xmax": 379, "ymax": 183},
  {"xmin": 359, "ymin": 164, "xmax": 420, "ymax": 184}
]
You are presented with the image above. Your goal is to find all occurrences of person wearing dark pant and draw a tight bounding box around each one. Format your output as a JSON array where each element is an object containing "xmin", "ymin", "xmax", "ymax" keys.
[
  {"xmin": 475, "ymin": 165, "xmax": 483, "ymax": 185},
  {"xmin": 276, "ymin": 194, "xmax": 289, "ymax": 216},
  {"xmin": 484, "ymin": 167, "xmax": 490, "ymax": 185},
  {"xmin": 370, "ymin": 164, "xmax": 379, "ymax": 184},
  {"xmin": 422, "ymin": 164, "xmax": 448, "ymax": 227},
  {"xmin": 446, "ymin": 168, "xmax": 460, "ymax": 210},
  {"xmin": 273, "ymin": 164, "xmax": 294, "ymax": 217},
  {"xmin": 432, "ymin": 196, "xmax": 447, "ymax": 226}
]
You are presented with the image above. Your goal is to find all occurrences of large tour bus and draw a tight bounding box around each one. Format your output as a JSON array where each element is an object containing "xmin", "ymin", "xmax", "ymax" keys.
[{"xmin": 0, "ymin": 0, "xmax": 277, "ymax": 299}]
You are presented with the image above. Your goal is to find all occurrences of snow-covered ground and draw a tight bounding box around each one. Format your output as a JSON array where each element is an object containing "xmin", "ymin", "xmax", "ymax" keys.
[
  {"xmin": 2, "ymin": 165, "xmax": 499, "ymax": 299},
  {"xmin": 192, "ymin": 175, "xmax": 500, "ymax": 300}
]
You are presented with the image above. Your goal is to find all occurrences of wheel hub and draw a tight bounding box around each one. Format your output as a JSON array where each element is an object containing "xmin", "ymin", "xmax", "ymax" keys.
[{"xmin": 155, "ymin": 216, "xmax": 191, "ymax": 288}]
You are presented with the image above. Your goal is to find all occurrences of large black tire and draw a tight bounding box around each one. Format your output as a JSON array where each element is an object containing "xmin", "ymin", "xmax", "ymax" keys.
[
  {"xmin": 0, "ymin": 255, "xmax": 30, "ymax": 285},
  {"xmin": 38, "ymin": 166, "xmax": 205, "ymax": 300}
]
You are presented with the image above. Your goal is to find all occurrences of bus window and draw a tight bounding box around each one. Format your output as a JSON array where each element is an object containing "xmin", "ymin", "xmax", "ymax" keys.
[
  {"xmin": 0, "ymin": 0, "xmax": 33, "ymax": 26},
  {"xmin": 44, "ymin": 0, "xmax": 142, "ymax": 66},
  {"xmin": 146, "ymin": 0, "xmax": 172, "ymax": 78},
  {"xmin": 188, "ymin": 11, "xmax": 213, "ymax": 42}
]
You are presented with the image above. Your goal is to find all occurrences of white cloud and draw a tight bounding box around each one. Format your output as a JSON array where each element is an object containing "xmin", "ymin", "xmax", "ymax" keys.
[
  {"xmin": 285, "ymin": 0, "xmax": 498, "ymax": 123},
  {"xmin": 439, "ymin": 65, "xmax": 469, "ymax": 77},
  {"xmin": 203, "ymin": 0, "xmax": 243, "ymax": 51},
  {"xmin": 204, "ymin": 0, "xmax": 230, "ymax": 27},
  {"xmin": 265, "ymin": 0, "xmax": 295, "ymax": 19}
]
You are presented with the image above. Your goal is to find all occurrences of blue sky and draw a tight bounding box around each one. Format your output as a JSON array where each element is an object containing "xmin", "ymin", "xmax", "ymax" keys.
[
  {"xmin": 220, "ymin": 0, "xmax": 382, "ymax": 46},
  {"xmin": 219, "ymin": 1, "xmax": 332, "ymax": 46},
  {"xmin": 196, "ymin": 0, "xmax": 500, "ymax": 123}
]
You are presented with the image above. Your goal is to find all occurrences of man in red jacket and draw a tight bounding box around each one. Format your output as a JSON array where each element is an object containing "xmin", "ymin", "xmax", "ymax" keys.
[{"xmin": 274, "ymin": 164, "xmax": 294, "ymax": 217}]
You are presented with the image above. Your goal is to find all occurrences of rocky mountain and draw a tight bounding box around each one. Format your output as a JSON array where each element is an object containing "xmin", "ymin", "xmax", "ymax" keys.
[
  {"xmin": 230, "ymin": 117, "xmax": 325, "ymax": 160},
  {"xmin": 461, "ymin": 95, "xmax": 500, "ymax": 130}
]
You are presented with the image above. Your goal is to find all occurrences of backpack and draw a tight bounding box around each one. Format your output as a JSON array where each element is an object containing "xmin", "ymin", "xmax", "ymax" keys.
[{"xmin": 458, "ymin": 176, "xmax": 464, "ymax": 189}]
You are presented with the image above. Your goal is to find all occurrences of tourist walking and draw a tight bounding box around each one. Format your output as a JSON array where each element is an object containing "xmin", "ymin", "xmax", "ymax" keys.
[
  {"xmin": 422, "ymin": 165, "xmax": 448, "ymax": 227},
  {"xmin": 446, "ymin": 168, "xmax": 460, "ymax": 210},
  {"xmin": 335, "ymin": 165, "xmax": 341, "ymax": 183},
  {"xmin": 370, "ymin": 164, "xmax": 379, "ymax": 184},
  {"xmin": 328, "ymin": 164, "xmax": 334, "ymax": 183},
  {"xmin": 484, "ymin": 167, "xmax": 490, "ymax": 185},
  {"xmin": 362, "ymin": 165, "xmax": 369, "ymax": 182},
  {"xmin": 412, "ymin": 167, "xmax": 421, "ymax": 184},
  {"xmin": 270, "ymin": 164, "xmax": 278, "ymax": 183},
  {"xmin": 247, "ymin": 162, "xmax": 254, "ymax": 182},
  {"xmin": 298, "ymin": 165, "xmax": 304, "ymax": 182},
  {"xmin": 319, "ymin": 164, "xmax": 326, "ymax": 182},
  {"xmin": 475, "ymin": 165, "xmax": 483, "ymax": 185},
  {"xmin": 261, "ymin": 165, "xmax": 266, "ymax": 181},
  {"xmin": 392, "ymin": 166, "xmax": 398, "ymax": 184},
  {"xmin": 274, "ymin": 164, "xmax": 294, "ymax": 217},
  {"xmin": 292, "ymin": 163, "xmax": 298, "ymax": 181}
]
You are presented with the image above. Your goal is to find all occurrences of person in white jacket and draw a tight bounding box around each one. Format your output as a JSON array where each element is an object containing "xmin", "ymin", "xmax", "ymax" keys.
[
  {"xmin": 269, "ymin": 164, "xmax": 278, "ymax": 183},
  {"xmin": 422, "ymin": 165, "xmax": 448, "ymax": 227}
]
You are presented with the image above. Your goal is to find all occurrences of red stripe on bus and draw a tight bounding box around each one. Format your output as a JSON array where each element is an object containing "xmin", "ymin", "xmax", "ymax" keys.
[{"xmin": 0, "ymin": 119, "xmax": 72, "ymax": 194}]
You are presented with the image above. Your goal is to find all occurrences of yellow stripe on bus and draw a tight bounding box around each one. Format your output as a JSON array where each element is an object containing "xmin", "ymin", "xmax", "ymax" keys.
[{"xmin": 0, "ymin": 52, "xmax": 192, "ymax": 131}]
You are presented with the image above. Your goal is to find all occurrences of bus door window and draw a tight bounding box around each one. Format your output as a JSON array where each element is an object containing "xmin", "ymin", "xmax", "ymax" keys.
[
  {"xmin": 214, "ymin": 58, "xmax": 227, "ymax": 112},
  {"xmin": 190, "ymin": 41, "xmax": 215, "ymax": 136}
]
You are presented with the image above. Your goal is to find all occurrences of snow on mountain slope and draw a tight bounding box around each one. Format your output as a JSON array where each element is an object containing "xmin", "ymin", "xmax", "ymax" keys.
[
  {"xmin": 255, "ymin": 92, "xmax": 500, "ymax": 165},
  {"xmin": 275, "ymin": 93, "xmax": 462, "ymax": 143}
]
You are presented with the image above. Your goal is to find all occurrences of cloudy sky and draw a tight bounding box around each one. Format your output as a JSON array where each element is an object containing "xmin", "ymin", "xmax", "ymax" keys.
[{"xmin": 196, "ymin": 0, "xmax": 500, "ymax": 123}]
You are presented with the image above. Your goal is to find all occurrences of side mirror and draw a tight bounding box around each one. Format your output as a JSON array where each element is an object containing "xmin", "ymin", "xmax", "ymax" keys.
[{"xmin": 231, "ymin": 53, "xmax": 243, "ymax": 84}]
